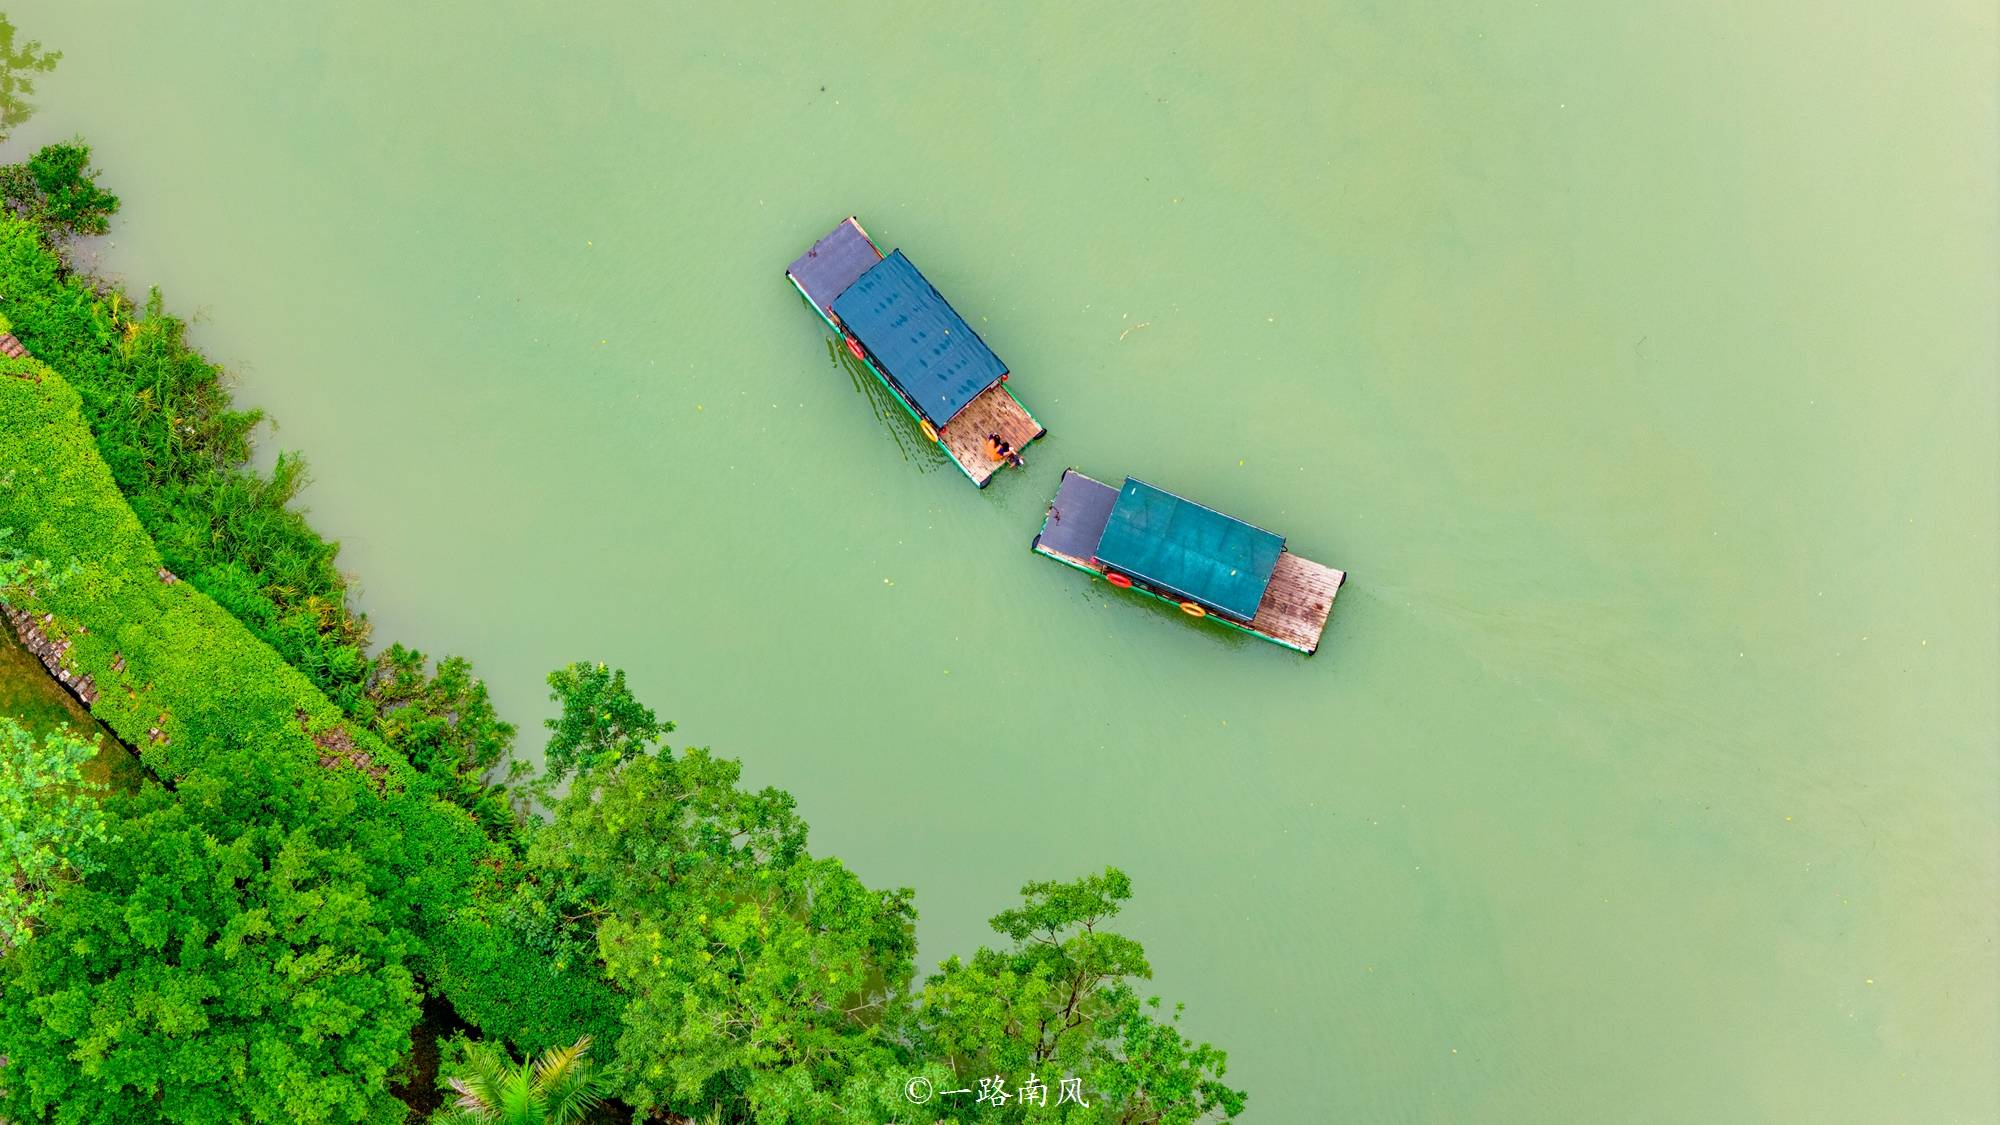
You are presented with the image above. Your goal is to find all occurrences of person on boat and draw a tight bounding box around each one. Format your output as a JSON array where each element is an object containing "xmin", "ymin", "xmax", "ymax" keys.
[{"xmin": 986, "ymin": 432, "xmax": 1025, "ymax": 469}]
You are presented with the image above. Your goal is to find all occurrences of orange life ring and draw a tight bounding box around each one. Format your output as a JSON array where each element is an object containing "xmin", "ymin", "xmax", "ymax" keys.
[
  {"xmin": 920, "ymin": 419, "xmax": 939, "ymax": 442},
  {"xmin": 1106, "ymin": 573, "xmax": 1133, "ymax": 589},
  {"xmin": 1180, "ymin": 601, "xmax": 1207, "ymax": 618},
  {"xmin": 845, "ymin": 336, "xmax": 865, "ymax": 361}
]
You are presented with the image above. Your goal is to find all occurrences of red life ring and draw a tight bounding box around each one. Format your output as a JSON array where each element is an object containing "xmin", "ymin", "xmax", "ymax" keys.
[
  {"xmin": 1106, "ymin": 573, "xmax": 1133, "ymax": 589},
  {"xmin": 845, "ymin": 336, "xmax": 865, "ymax": 360}
]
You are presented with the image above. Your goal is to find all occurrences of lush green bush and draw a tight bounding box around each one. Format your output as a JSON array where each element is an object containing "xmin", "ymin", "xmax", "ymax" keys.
[
  {"xmin": 0, "ymin": 717, "xmax": 107, "ymax": 951},
  {"xmin": 529, "ymin": 743, "xmax": 918, "ymax": 1121},
  {"xmin": 0, "ymin": 140, "xmax": 117, "ymax": 237},
  {"xmin": 0, "ymin": 351, "xmax": 388, "ymax": 782},
  {"xmin": 0, "ymin": 355, "xmax": 617, "ymax": 1103},
  {"xmin": 0, "ymin": 187, "xmax": 515, "ymax": 817},
  {"xmin": 0, "ymin": 749, "xmax": 419, "ymax": 1125}
]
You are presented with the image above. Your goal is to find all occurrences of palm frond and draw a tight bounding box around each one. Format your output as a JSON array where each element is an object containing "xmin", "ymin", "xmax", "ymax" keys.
[
  {"xmin": 497, "ymin": 1061, "xmax": 539, "ymax": 1125},
  {"xmin": 531, "ymin": 1034, "xmax": 592, "ymax": 1087},
  {"xmin": 449, "ymin": 1044, "xmax": 520, "ymax": 1119},
  {"xmin": 533, "ymin": 1035, "xmax": 607, "ymax": 1125}
]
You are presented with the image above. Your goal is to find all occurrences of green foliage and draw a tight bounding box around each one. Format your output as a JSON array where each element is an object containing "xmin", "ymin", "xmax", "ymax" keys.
[
  {"xmin": 0, "ymin": 14, "xmax": 59, "ymax": 142},
  {"xmin": 0, "ymin": 523, "xmax": 67, "ymax": 595},
  {"xmin": 0, "ymin": 352, "xmax": 397, "ymax": 783},
  {"xmin": 0, "ymin": 344, "xmax": 612, "ymax": 1102},
  {"xmin": 25, "ymin": 142, "xmax": 119, "ymax": 236},
  {"xmin": 919, "ymin": 869, "xmax": 1246, "ymax": 1123},
  {"xmin": 0, "ymin": 749, "xmax": 419, "ymax": 1125},
  {"xmin": 530, "ymin": 740, "xmax": 916, "ymax": 1121},
  {"xmin": 0, "ymin": 141, "xmax": 120, "ymax": 238},
  {"xmin": 370, "ymin": 644, "xmax": 517, "ymax": 780},
  {"xmin": 0, "ymin": 208, "xmax": 512, "ymax": 805},
  {"xmin": 435, "ymin": 1034, "xmax": 609, "ymax": 1125},
  {"xmin": 418, "ymin": 883, "xmax": 623, "ymax": 1059},
  {"xmin": 368, "ymin": 643, "xmax": 523, "ymax": 827},
  {"xmin": 0, "ymin": 717, "xmax": 108, "ymax": 950},
  {"xmin": 541, "ymin": 661, "xmax": 671, "ymax": 788}
]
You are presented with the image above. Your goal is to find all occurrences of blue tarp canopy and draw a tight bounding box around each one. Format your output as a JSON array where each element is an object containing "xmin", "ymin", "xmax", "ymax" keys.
[
  {"xmin": 831, "ymin": 250, "xmax": 1006, "ymax": 425},
  {"xmin": 1093, "ymin": 479, "xmax": 1285, "ymax": 622},
  {"xmin": 787, "ymin": 218, "xmax": 881, "ymax": 313}
]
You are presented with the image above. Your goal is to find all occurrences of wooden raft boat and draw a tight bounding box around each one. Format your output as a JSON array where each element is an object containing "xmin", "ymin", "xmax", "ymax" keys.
[
  {"xmin": 1032, "ymin": 470, "xmax": 1345, "ymax": 654},
  {"xmin": 787, "ymin": 217, "xmax": 1045, "ymax": 487}
]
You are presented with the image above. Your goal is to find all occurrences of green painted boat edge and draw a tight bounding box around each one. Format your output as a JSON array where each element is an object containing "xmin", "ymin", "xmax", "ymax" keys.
[
  {"xmin": 1029, "ymin": 506, "xmax": 1313, "ymax": 656},
  {"xmin": 789, "ymin": 267, "xmax": 955, "ymax": 470}
]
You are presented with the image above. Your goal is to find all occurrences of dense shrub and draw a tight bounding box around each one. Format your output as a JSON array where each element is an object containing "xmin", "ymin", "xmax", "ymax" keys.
[
  {"xmin": 0, "ymin": 356, "xmax": 617, "ymax": 1101},
  {"xmin": 0, "ymin": 749, "xmax": 419, "ymax": 1125},
  {"xmin": 0, "ymin": 140, "xmax": 117, "ymax": 236},
  {"xmin": 0, "ymin": 189, "xmax": 514, "ymax": 815}
]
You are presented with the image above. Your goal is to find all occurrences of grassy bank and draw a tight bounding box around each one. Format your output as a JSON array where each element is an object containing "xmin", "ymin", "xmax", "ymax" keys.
[
  {"xmin": 0, "ymin": 331, "xmax": 619, "ymax": 1067},
  {"xmin": 0, "ymin": 203, "xmax": 516, "ymax": 825}
]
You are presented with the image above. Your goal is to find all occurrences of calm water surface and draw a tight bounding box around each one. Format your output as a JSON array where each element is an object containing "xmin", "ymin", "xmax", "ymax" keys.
[{"xmin": 7, "ymin": 2, "xmax": 1996, "ymax": 1120}]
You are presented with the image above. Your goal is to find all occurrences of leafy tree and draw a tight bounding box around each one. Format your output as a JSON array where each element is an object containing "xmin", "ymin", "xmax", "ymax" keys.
[
  {"xmin": 25, "ymin": 142, "xmax": 118, "ymax": 236},
  {"xmin": 530, "ymin": 735, "xmax": 916, "ymax": 1121},
  {"xmin": 366, "ymin": 643, "xmax": 524, "ymax": 829},
  {"xmin": 919, "ymin": 869, "xmax": 1246, "ymax": 1124},
  {"xmin": 0, "ymin": 141, "xmax": 119, "ymax": 238},
  {"xmin": 436, "ymin": 1034, "xmax": 608, "ymax": 1125},
  {"xmin": 539, "ymin": 661, "xmax": 670, "ymax": 788},
  {"xmin": 0, "ymin": 749, "xmax": 421, "ymax": 1124},
  {"xmin": 0, "ymin": 718, "xmax": 108, "ymax": 951},
  {"xmin": 368, "ymin": 645, "xmax": 517, "ymax": 780}
]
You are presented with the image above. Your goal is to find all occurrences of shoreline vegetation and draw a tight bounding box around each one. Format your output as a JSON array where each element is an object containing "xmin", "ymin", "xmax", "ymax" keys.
[{"xmin": 0, "ymin": 140, "xmax": 1247, "ymax": 1124}]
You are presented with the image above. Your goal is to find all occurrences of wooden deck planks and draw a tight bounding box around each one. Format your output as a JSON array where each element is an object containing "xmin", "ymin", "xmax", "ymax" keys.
[
  {"xmin": 1248, "ymin": 551, "xmax": 1346, "ymax": 653},
  {"xmin": 940, "ymin": 384, "xmax": 1046, "ymax": 486}
]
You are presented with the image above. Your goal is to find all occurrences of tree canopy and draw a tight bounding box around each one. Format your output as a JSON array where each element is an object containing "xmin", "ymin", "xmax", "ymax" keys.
[
  {"xmin": 0, "ymin": 749, "xmax": 421, "ymax": 1125},
  {"xmin": 0, "ymin": 718, "xmax": 108, "ymax": 951},
  {"xmin": 919, "ymin": 870, "xmax": 1246, "ymax": 1124},
  {"xmin": 530, "ymin": 742, "xmax": 917, "ymax": 1121},
  {"xmin": 539, "ymin": 661, "xmax": 671, "ymax": 789}
]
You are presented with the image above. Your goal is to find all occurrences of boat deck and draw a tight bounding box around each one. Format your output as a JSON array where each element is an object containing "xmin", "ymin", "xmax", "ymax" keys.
[
  {"xmin": 940, "ymin": 384, "xmax": 1046, "ymax": 487},
  {"xmin": 1032, "ymin": 469, "xmax": 1344, "ymax": 653},
  {"xmin": 1245, "ymin": 551, "xmax": 1345, "ymax": 654}
]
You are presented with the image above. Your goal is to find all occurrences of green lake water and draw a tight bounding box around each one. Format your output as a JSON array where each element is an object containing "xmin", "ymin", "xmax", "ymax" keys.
[{"xmin": 6, "ymin": 2, "xmax": 1995, "ymax": 1119}]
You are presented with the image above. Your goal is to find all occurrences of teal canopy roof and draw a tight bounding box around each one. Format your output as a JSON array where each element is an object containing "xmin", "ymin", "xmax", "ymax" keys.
[
  {"xmin": 1093, "ymin": 479, "xmax": 1285, "ymax": 622},
  {"xmin": 831, "ymin": 250, "xmax": 1006, "ymax": 425}
]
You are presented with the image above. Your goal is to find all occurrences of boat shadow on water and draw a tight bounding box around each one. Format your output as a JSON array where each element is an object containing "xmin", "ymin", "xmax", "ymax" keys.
[{"xmin": 824, "ymin": 336, "xmax": 951, "ymax": 472}]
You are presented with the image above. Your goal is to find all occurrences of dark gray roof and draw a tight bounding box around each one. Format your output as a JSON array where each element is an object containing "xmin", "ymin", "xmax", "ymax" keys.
[{"xmin": 787, "ymin": 218, "xmax": 881, "ymax": 311}]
